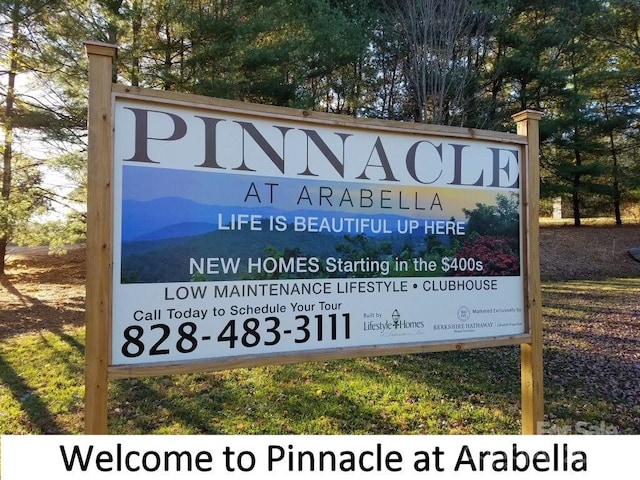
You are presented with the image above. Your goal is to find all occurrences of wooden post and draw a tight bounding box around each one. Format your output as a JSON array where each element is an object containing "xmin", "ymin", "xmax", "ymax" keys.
[
  {"xmin": 512, "ymin": 110, "xmax": 544, "ymax": 434},
  {"xmin": 84, "ymin": 41, "xmax": 117, "ymax": 434}
]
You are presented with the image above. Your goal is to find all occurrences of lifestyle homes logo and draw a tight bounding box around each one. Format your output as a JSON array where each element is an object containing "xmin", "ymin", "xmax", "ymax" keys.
[{"xmin": 363, "ymin": 309, "xmax": 425, "ymax": 336}]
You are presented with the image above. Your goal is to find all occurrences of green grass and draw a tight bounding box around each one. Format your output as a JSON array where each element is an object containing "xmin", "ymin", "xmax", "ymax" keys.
[
  {"xmin": 1, "ymin": 278, "xmax": 639, "ymax": 435},
  {"xmin": 106, "ymin": 348, "xmax": 522, "ymax": 435},
  {"xmin": 0, "ymin": 330, "xmax": 85, "ymax": 434}
]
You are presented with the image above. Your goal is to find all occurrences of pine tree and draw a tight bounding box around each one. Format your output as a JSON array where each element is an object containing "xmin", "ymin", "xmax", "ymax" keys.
[{"xmin": 0, "ymin": 0, "xmax": 64, "ymax": 273}]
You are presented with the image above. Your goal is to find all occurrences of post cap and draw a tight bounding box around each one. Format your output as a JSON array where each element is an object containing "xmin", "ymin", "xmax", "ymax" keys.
[
  {"xmin": 512, "ymin": 110, "xmax": 543, "ymax": 123},
  {"xmin": 84, "ymin": 41, "xmax": 118, "ymax": 58}
]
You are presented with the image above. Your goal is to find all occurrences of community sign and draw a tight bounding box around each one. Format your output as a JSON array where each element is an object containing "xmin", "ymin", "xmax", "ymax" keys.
[{"xmin": 108, "ymin": 89, "xmax": 529, "ymax": 372}]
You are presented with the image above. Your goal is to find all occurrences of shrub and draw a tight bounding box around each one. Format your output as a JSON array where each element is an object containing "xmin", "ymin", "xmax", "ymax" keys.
[{"xmin": 455, "ymin": 235, "xmax": 520, "ymax": 276}]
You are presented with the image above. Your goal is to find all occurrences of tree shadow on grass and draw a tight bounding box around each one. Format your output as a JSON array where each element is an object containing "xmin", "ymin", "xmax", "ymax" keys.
[
  {"xmin": 105, "ymin": 279, "xmax": 640, "ymax": 435},
  {"xmin": 540, "ymin": 283, "xmax": 640, "ymax": 433},
  {"xmin": 0, "ymin": 353, "xmax": 67, "ymax": 433},
  {"xmin": 106, "ymin": 349, "xmax": 523, "ymax": 435},
  {"xmin": 108, "ymin": 367, "xmax": 401, "ymax": 435},
  {"xmin": 542, "ymin": 346, "xmax": 640, "ymax": 434},
  {"xmin": 0, "ymin": 273, "xmax": 33, "ymax": 305},
  {"xmin": 0, "ymin": 274, "xmax": 85, "ymax": 341},
  {"xmin": 4, "ymin": 261, "xmax": 634, "ymax": 435}
]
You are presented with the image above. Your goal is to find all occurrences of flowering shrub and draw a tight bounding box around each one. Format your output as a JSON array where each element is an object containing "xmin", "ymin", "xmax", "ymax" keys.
[{"xmin": 454, "ymin": 235, "xmax": 520, "ymax": 276}]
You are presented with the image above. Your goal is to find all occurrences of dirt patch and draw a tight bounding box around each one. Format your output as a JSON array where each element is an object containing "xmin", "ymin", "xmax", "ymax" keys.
[
  {"xmin": 1, "ymin": 226, "xmax": 639, "ymax": 340},
  {"xmin": 0, "ymin": 247, "xmax": 85, "ymax": 340},
  {"xmin": 540, "ymin": 225, "xmax": 640, "ymax": 280}
]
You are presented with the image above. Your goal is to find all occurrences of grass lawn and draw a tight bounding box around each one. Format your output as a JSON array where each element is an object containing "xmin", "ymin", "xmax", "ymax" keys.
[{"xmin": 1, "ymin": 277, "xmax": 638, "ymax": 435}]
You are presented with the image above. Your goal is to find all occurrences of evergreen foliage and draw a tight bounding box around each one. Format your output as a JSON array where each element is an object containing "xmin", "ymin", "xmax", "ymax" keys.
[{"xmin": 1, "ymin": 0, "xmax": 639, "ymax": 271}]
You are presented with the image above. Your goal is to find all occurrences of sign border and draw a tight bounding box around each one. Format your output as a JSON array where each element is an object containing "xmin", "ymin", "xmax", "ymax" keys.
[{"xmin": 84, "ymin": 42, "xmax": 543, "ymax": 434}]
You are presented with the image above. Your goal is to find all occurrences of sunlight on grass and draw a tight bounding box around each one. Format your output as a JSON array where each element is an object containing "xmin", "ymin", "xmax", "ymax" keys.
[
  {"xmin": 105, "ymin": 354, "xmax": 522, "ymax": 435},
  {"xmin": 0, "ymin": 329, "xmax": 85, "ymax": 434},
  {"xmin": 1, "ymin": 277, "xmax": 638, "ymax": 434}
]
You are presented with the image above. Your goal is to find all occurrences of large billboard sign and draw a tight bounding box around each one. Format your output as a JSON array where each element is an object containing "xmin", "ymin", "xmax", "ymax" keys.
[
  {"xmin": 110, "ymin": 92, "xmax": 528, "ymax": 371},
  {"xmin": 85, "ymin": 42, "xmax": 542, "ymax": 434}
]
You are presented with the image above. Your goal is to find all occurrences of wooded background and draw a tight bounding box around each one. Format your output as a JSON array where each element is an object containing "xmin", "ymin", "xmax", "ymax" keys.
[{"xmin": 1, "ymin": 0, "xmax": 639, "ymax": 274}]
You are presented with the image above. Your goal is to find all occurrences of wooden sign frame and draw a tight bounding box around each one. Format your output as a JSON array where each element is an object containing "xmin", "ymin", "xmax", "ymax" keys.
[{"xmin": 84, "ymin": 42, "xmax": 543, "ymax": 435}]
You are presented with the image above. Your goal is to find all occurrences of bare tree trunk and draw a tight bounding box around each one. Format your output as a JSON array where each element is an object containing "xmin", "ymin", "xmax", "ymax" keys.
[
  {"xmin": 131, "ymin": 0, "xmax": 141, "ymax": 86},
  {"xmin": 572, "ymin": 149, "xmax": 582, "ymax": 227},
  {"xmin": 1, "ymin": 5, "xmax": 20, "ymax": 275},
  {"xmin": 609, "ymin": 132, "xmax": 623, "ymax": 226},
  {"xmin": 602, "ymin": 95, "xmax": 623, "ymax": 226},
  {"xmin": 390, "ymin": 0, "xmax": 489, "ymax": 125}
]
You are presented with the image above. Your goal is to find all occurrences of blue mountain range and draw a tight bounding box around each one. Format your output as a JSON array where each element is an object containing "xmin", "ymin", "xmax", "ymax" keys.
[
  {"xmin": 121, "ymin": 196, "xmax": 449, "ymax": 243},
  {"xmin": 122, "ymin": 197, "xmax": 281, "ymax": 241}
]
